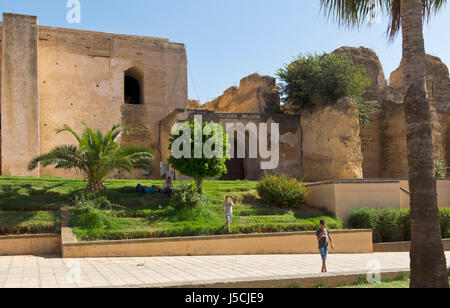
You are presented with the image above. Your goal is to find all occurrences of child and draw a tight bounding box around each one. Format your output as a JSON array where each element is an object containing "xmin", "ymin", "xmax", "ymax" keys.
[
  {"xmin": 223, "ymin": 196, "xmax": 234, "ymax": 234},
  {"xmin": 162, "ymin": 176, "xmax": 173, "ymax": 199},
  {"xmin": 316, "ymin": 220, "xmax": 334, "ymax": 273}
]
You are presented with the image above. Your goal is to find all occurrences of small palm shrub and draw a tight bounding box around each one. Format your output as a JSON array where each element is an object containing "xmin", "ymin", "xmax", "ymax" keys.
[{"xmin": 256, "ymin": 174, "xmax": 309, "ymax": 208}]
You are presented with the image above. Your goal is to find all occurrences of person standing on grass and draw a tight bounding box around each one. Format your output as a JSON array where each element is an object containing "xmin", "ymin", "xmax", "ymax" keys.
[
  {"xmin": 317, "ymin": 220, "xmax": 334, "ymax": 273},
  {"xmin": 223, "ymin": 196, "xmax": 234, "ymax": 234}
]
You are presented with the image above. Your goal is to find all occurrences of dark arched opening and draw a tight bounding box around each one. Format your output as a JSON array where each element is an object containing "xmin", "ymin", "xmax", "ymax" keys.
[
  {"xmin": 124, "ymin": 67, "xmax": 143, "ymax": 105},
  {"xmin": 124, "ymin": 76, "xmax": 141, "ymax": 105}
]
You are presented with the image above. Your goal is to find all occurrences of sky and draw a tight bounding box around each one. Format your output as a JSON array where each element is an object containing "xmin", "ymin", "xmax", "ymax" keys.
[{"xmin": 0, "ymin": 0, "xmax": 449, "ymax": 103}]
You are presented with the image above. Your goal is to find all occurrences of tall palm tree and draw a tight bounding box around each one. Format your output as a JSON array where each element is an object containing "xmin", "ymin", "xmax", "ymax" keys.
[
  {"xmin": 28, "ymin": 123, "xmax": 154, "ymax": 192},
  {"xmin": 320, "ymin": 0, "xmax": 448, "ymax": 288}
]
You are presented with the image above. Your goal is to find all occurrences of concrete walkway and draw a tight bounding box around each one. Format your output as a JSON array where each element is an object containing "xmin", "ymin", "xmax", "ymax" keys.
[{"xmin": 0, "ymin": 252, "xmax": 449, "ymax": 288}]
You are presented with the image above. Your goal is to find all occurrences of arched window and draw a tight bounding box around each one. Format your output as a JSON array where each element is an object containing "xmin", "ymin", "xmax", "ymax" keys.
[{"xmin": 124, "ymin": 67, "xmax": 143, "ymax": 105}]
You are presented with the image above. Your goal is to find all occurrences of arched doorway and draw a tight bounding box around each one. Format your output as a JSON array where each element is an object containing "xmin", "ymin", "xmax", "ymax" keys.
[{"xmin": 124, "ymin": 67, "xmax": 143, "ymax": 105}]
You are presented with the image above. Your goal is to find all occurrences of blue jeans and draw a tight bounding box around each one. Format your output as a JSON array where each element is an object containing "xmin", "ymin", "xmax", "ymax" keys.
[{"xmin": 319, "ymin": 247, "xmax": 328, "ymax": 259}]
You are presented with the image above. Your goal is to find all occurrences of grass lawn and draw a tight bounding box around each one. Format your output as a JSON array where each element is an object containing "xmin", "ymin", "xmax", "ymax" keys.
[
  {"xmin": 0, "ymin": 211, "xmax": 61, "ymax": 235},
  {"xmin": 0, "ymin": 176, "xmax": 342, "ymax": 239}
]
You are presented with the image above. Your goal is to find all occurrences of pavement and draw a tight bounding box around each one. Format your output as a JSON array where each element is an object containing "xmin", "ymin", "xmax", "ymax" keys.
[{"xmin": 0, "ymin": 252, "xmax": 449, "ymax": 288}]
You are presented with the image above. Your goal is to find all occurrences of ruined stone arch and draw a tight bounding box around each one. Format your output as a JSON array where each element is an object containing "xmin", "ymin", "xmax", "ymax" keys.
[{"xmin": 124, "ymin": 67, "xmax": 144, "ymax": 105}]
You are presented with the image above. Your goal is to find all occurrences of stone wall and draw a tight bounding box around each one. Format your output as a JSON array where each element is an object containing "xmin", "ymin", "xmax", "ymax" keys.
[
  {"xmin": 1, "ymin": 14, "xmax": 40, "ymax": 177},
  {"xmin": 0, "ymin": 14, "xmax": 187, "ymax": 179},
  {"xmin": 160, "ymin": 109, "xmax": 302, "ymax": 180},
  {"xmin": 337, "ymin": 47, "xmax": 450, "ymax": 178},
  {"xmin": 200, "ymin": 73, "xmax": 280, "ymax": 114},
  {"xmin": 301, "ymin": 98, "xmax": 363, "ymax": 181}
]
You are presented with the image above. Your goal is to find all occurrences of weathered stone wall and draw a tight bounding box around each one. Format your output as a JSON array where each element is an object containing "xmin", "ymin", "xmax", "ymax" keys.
[
  {"xmin": 1, "ymin": 14, "xmax": 40, "ymax": 177},
  {"xmin": 337, "ymin": 47, "xmax": 450, "ymax": 178},
  {"xmin": 37, "ymin": 26, "xmax": 187, "ymax": 179},
  {"xmin": 0, "ymin": 15, "xmax": 187, "ymax": 179},
  {"xmin": 301, "ymin": 97, "xmax": 363, "ymax": 181},
  {"xmin": 200, "ymin": 74, "xmax": 280, "ymax": 114},
  {"xmin": 160, "ymin": 109, "xmax": 302, "ymax": 180}
]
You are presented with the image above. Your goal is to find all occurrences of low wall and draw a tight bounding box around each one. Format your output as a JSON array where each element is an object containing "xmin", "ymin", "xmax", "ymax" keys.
[
  {"xmin": 0, "ymin": 234, "xmax": 61, "ymax": 256},
  {"xmin": 306, "ymin": 179, "xmax": 450, "ymax": 222},
  {"xmin": 306, "ymin": 180, "xmax": 401, "ymax": 222},
  {"xmin": 373, "ymin": 239, "xmax": 450, "ymax": 253},
  {"xmin": 62, "ymin": 230, "xmax": 373, "ymax": 258}
]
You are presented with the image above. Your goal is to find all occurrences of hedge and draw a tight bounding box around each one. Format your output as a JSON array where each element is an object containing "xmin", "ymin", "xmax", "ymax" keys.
[{"xmin": 348, "ymin": 207, "xmax": 450, "ymax": 243}]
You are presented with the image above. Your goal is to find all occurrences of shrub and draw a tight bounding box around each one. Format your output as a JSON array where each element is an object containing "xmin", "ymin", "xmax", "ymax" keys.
[
  {"xmin": 256, "ymin": 174, "xmax": 309, "ymax": 208},
  {"xmin": 440, "ymin": 207, "xmax": 450, "ymax": 238},
  {"xmin": 73, "ymin": 191, "xmax": 122, "ymax": 211},
  {"xmin": 171, "ymin": 183, "xmax": 206, "ymax": 210},
  {"xmin": 71, "ymin": 209, "xmax": 114, "ymax": 229},
  {"xmin": 377, "ymin": 208, "xmax": 401, "ymax": 242},
  {"xmin": 348, "ymin": 207, "xmax": 449, "ymax": 243},
  {"xmin": 277, "ymin": 53, "xmax": 371, "ymax": 109}
]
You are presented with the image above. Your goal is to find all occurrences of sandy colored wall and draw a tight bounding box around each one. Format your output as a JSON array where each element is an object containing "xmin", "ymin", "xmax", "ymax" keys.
[
  {"xmin": 62, "ymin": 230, "xmax": 373, "ymax": 258},
  {"xmin": 0, "ymin": 234, "xmax": 61, "ymax": 256},
  {"xmin": 200, "ymin": 74, "xmax": 280, "ymax": 114},
  {"xmin": 301, "ymin": 98, "xmax": 363, "ymax": 182},
  {"xmin": 160, "ymin": 109, "xmax": 302, "ymax": 180},
  {"xmin": 36, "ymin": 25, "xmax": 187, "ymax": 179},
  {"xmin": 1, "ymin": 14, "xmax": 40, "ymax": 177},
  {"xmin": 306, "ymin": 180, "xmax": 402, "ymax": 222}
]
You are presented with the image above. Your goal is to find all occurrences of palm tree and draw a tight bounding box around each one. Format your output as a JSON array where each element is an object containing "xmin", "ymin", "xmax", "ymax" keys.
[
  {"xmin": 28, "ymin": 123, "xmax": 154, "ymax": 192},
  {"xmin": 320, "ymin": 0, "xmax": 448, "ymax": 288}
]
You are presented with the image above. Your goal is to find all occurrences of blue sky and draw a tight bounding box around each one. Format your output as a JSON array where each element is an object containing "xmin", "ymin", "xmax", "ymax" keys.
[{"xmin": 1, "ymin": 0, "xmax": 449, "ymax": 103}]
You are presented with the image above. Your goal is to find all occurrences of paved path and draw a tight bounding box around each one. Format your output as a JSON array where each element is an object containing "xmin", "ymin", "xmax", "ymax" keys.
[{"xmin": 0, "ymin": 252, "xmax": 449, "ymax": 288}]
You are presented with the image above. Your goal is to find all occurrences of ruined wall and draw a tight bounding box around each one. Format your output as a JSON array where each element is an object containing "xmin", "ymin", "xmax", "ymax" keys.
[
  {"xmin": 336, "ymin": 47, "xmax": 450, "ymax": 178},
  {"xmin": 200, "ymin": 74, "xmax": 280, "ymax": 114},
  {"xmin": 1, "ymin": 14, "xmax": 40, "ymax": 177},
  {"xmin": 301, "ymin": 97, "xmax": 363, "ymax": 181},
  {"xmin": 35, "ymin": 24, "xmax": 187, "ymax": 178},
  {"xmin": 160, "ymin": 109, "xmax": 302, "ymax": 180},
  {"xmin": 390, "ymin": 55, "xmax": 450, "ymax": 174},
  {"xmin": 0, "ymin": 23, "xmax": 2, "ymax": 174}
]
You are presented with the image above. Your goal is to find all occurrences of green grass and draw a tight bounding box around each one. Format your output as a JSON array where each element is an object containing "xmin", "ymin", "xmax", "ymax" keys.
[
  {"xmin": 0, "ymin": 211, "xmax": 61, "ymax": 235},
  {"xmin": 0, "ymin": 176, "xmax": 342, "ymax": 239},
  {"xmin": 287, "ymin": 273, "xmax": 450, "ymax": 288}
]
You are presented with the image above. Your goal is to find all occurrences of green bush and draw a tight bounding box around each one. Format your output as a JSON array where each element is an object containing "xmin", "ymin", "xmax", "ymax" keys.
[
  {"xmin": 440, "ymin": 207, "xmax": 450, "ymax": 238},
  {"xmin": 171, "ymin": 183, "xmax": 206, "ymax": 210},
  {"xmin": 71, "ymin": 209, "xmax": 114, "ymax": 229},
  {"xmin": 256, "ymin": 174, "xmax": 309, "ymax": 208},
  {"xmin": 73, "ymin": 191, "xmax": 123, "ymax": 211},
  {"xmin": 277, "ymin": 53, "xmax": 371, "ymax": 109},
  {"xmin": 348, "ymin": 207, "xmax": 449, "ymax": 243}
]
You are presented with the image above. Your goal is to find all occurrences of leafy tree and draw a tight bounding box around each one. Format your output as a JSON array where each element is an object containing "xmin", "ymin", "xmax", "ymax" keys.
[
  {"xmin": 168, "ymin": 119, "xmax": 229, "ymax": 192},
  {"xmin": 277, "ymin": 53, "xmax": 371, "ymax": 106},
  {"xmin": 277, "ymin": 53, "xmax": 380, "ymax": 126},
  {"xmin": 28, "ymin": 123, "xmax": 153, "ymax": 192},
  {"xmin": 320, "ymin": 0, "xmax": 448, "ymax": 288}
]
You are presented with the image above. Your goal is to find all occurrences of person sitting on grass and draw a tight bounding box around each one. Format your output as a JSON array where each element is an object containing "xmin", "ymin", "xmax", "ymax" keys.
[
  {"xmin": 162, "ymin": 176, "xmax": 173, "ymax": 199},
  {"xmin": 316, "ymin": 219, "xmax": 334, "ymax": 273},
  {"xmin": 223, "ymin": 196, "xmax": 234, "ymax": 234}
]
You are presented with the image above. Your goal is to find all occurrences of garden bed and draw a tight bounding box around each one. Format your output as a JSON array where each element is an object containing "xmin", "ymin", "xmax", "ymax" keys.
[{"xmin": 0, "ymin": 177, "xmax": 343, "ymax": 241}]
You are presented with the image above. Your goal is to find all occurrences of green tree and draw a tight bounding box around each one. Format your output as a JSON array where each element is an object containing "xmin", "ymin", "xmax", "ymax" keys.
[
  {"xmin": 277, "ymin": 53, "xmax": 380, "ymax": 126},
  {"xmin": 168, "ymin": 119, "xmax": 229, "ymax": 192},
  {"xmin": 28, "ymin": 123, "xmax": 153, "ymax": 192},
  {"xmin": 320, "ymin": 0, "xmax": 448, "ymax": 288}
]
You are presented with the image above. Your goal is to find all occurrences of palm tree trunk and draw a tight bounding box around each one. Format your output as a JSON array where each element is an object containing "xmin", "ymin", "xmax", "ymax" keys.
[
  {"xmin": 87, "ymin": 178, "xmax": 105, "ymax": 193},
  {"xmin": 401, "ymin": 0, "xmax": 448, "ymax": 288}
]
